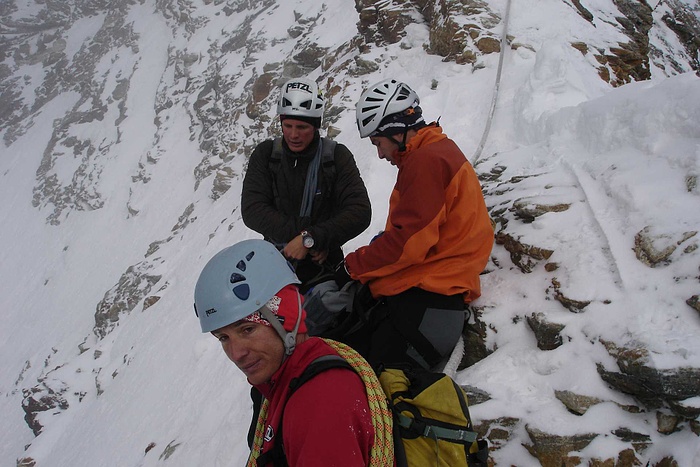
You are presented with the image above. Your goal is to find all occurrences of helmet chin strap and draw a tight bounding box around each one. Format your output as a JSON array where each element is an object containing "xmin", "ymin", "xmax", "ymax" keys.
[
  {"xmin": 398, "ymin": 130, "xmax": 408, "ymax": 152},
  {"xmin": 383, "ymin": 129, "xmax": 408, "ymax": 152},
  {"xmin": 257, "ymin": 290, "xmax": 304, "ymax": 356}
]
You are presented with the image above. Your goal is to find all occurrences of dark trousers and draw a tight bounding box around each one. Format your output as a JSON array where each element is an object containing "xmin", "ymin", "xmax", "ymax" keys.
[{"xmin": 346, "ymin": 287, "xmax": 466, "ymax": 370}]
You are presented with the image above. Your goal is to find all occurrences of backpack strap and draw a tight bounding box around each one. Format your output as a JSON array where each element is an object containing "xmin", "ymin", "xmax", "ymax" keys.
[
  {"xmin": 255, "ymin": 355, "xmax": 352, "ymax": 467},
  {"xmin": 269, "ymin": 138, "xmax": 284, "ymax": 204},
  {"xmin": 250, "ymin": 340, "xmax": 394, "ymax": 467},
  {"xmin": 394, "ymin": 412, "xmax": 478, "ymax": 443},
  {"xmin": 255, "ymin": 355, "xmax": 354, "ymax": 467},
  {"xmin": 393, "ymin": 374, "xmax": 478, "ymax": 444},
  {"xmin": 247, "ymin": 387, "xmax": 264, "ymax": 449},
  {"xmin": 319, "ymin": 137, "xmax": 337, "ymax": 187}
]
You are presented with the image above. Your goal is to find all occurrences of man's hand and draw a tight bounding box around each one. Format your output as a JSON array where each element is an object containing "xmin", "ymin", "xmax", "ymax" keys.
[
  {"xmin": 282, "ymin": 235, "xmax": 308, "ymax": 260},
  {"xmin": 310, "ymin": 249, "xmax": 328, "ymax": 264}
]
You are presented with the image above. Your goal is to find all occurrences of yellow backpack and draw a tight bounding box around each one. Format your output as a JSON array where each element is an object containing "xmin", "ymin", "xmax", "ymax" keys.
[{"xmin": 379, "ymin": 367, "xmax": 489, "ymax": 466}]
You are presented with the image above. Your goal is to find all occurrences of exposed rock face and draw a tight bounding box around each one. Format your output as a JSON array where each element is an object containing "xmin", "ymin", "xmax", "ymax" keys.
[
  {"xmin": 555, "ymin": 390, "xmax": 603, "ymax": 415},
  {"xmin": 633, "ymin": 226, "xmax": 698, "ymax": 268},
  {"xmin": 418, "ymin": 0, "xmax": 502, "ymax": 64},
  {"xmin": 549, "ymin": 278, "xmax": 592, "ymax": 313},
  {"xmin": 598, "ymin": 341, "xmax": 700, "ymax": 416},
  {"xmin": 472, "ymin": 416, "xmax": 520, "ymax": 453},
  {"xmin": 16, "ymin": 457, "xmax": 36, "ymax": 467},
  {"xmin": 459, "ymin": 306, "xmax": 492, "ymax": 369},
  {"xmin": 93, "ymin": 262, "xmax": 162, "ymax": 339},
  {"xmin": 355, "ymin": 0, "xmax": 416, "ymax": 46},
  {"xmin": 524, "ymin": 426, "xmax": 597, "ymax": 467},
  {"xmin": 494, "ymin": 231, "xmax": 553, "ymax": 273},
  {"xmin": 578, "ymin": 0, "xmax": 700, "ymax": 84},
  {"xmin": 605, "ymin": 0, "xmax": 653, "ymax": 85},
  {"xmin": 659, "ymin": 0, "xmax": 700, "ymax": 74},
  {"xmin": 22, "ymin": 384, "xmax": 69, "ymax": 436},
  {"xmin": 355, "ymin": 0, "xmax": 502, "ymax": 64},
  {"xmin": 688, "ymin": 295, "xmax": 700, "ymax": 314},
  {"xmin": 527, "ymin": 312, "xmax": 565, "ymax": 350},
  {"xmin": 512, "ymin": 199, "xmax": 571, "ymax": 223}
]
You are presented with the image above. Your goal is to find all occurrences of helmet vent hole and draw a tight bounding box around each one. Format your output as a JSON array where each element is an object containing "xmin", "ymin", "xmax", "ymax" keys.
[
  {"xmin": 230, "ymin": 272, "xmax": 246, "ymax": 284},
  {"xmin": 245, "ymin": 251, "xmax": 255, "ymax": 261},
  {"xmin": 236, "ymin": 260, "xmax": 247, "ymax": 271},
  {"xmin": 233, "ymin": 284, "xmax": 250, "ymax": 300}
]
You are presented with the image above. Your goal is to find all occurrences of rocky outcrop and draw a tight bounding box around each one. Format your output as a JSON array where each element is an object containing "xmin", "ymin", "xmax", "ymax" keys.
[
  {"xmin": 93, "ymin": 262, "xmax": 162, "ymax": 339},
  {"xmin": 417, "ymin": 0, "xmax": 502, "ymax": 64},
  {"xmin": 633, "ymin": 226, "xmax": 698, "ymax": 268},
  {"xmin": 549, "ymin": 278, "xmax": 592, "ymax": 313},
  {"xmin": 555, "ymin": 390, "xmax": 603, "ymax": 415},
  {"xmin": 459, "ymin": 305, "xmax": 492, "ymax": 369},
  {"xmin": 494, "ymin": 232, "xmax": 554, "ymax": 273},
  {"xmin": 524, "ymin": 426, "xmax": 597, "ymax": 467},
  {"xmin": 527, "ymin": 312, "xmax": 565, "ymax": 350},
  {"xmin": 355, "ymin": 0, "xmax": 502, "ymax": 64},
  {"xmin": 660, "ymin": 0, "xmax": 700, "ymax": 74},
  {"xmin": 355, "ymin": 0, "xmax": 416, "ymax": 46},
  {"xmin": 598, "ymin": 341, "xmax": 700, "ymax": 416},
  {"xmin": 472, "ymin": 416, "xmax": 520, "ymax": 454},
  {"xmin": 512, "ymin": 199, "xmax": 571, "ymax": 223},
  {"xmin": 604, "ymin": 0, "xmax": 653, "ymax": 85},
  {"xmin": 21, "ymin": 383, "xmax": 69, "ymax": 436}
]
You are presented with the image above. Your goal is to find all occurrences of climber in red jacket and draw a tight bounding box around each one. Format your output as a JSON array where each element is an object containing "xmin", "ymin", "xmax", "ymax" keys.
[{"xmin": 194, "ymin": 239, "xmax": 378, "ymax": 466}]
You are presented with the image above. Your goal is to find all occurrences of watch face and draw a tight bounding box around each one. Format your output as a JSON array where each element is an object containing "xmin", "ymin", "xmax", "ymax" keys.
[{"xmin": 303, "ymin": 235, "xmax": 314, "ymax": 248}]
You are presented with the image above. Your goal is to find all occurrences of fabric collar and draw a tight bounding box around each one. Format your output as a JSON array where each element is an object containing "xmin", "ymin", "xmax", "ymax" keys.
[{"xmin": 395, "ymin": 123, "xmax": 446, "ymax": 166}]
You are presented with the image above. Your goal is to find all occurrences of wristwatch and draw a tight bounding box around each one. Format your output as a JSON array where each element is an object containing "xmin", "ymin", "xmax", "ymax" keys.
[{"xmin": 301, "ymin": 230, "xmax": 315, "ymax": 249}]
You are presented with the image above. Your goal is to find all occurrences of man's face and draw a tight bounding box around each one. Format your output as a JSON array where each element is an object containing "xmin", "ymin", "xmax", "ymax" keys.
[
  {"xmin": 212, "ymin": 321, "xmax": 285, "ymax": 385},
  {"xmin": 369, "ymin": 135, "xmax": 399, "ymax": 166},
  {"xmin": 281, "ymin": 118, "xmax": 316, "ymax": 153}
]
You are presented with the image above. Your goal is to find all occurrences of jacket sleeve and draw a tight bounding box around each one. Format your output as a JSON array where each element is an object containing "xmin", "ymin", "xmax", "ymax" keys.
[
  {"xmin": 282, "ymin": 368, "xmax": 375, "ymax": 467},
  {"xmin": 241, "ymin": 140, "xmax": 300, "ymax": 244},
  {"xmin": 309, "ymin": 143, "xmax": 372, "ymax": 252},
  {"xmin": 345, "ymin": 153, "xmax": 450, "ymax": 280}
]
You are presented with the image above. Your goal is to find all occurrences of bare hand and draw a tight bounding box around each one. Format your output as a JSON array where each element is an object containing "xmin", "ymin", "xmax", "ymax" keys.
[{"xmin": 282, "ymin": 235, "xmax": 308, "ymax": 260}]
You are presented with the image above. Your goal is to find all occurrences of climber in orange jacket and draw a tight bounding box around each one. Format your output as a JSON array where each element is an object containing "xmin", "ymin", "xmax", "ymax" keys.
[{"xmin": 340, "ymin": 79, "xmax": 494, "ymax": 370}]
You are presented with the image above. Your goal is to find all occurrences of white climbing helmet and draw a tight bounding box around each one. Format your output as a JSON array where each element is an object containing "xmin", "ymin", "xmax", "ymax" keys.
[
  {"xmin": 356, "ymin": 79, "xmax": 421, "ymax": 138},
  {"xmin": 277, "ymin": 77, "xmax": 325, "ymax": 119}
]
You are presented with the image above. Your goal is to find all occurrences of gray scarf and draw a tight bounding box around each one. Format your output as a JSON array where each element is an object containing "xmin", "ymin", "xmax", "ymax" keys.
[{"xmin": 299, "ymin": 139, "xmax": 323, "ymax": 218}]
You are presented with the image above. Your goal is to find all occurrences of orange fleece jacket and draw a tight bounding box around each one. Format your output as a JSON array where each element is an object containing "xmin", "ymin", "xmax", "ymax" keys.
[{"xmin": 345, "ymin": 125, "xmax": 493, "ymax": 302}]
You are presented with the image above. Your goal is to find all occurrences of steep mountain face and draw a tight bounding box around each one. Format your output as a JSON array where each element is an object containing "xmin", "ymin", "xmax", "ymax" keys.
[{"xmin": 1, "ymin": 0, "xmax": 699, "ymax": 466}]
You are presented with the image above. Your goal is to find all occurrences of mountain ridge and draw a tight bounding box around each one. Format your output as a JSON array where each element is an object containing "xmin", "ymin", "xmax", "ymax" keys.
[{"xmin": 1, "ymin": 0, "xmax": 699, "ymax": 465}]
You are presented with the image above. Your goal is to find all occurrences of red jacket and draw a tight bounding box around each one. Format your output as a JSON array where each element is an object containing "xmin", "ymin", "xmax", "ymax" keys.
[
  {"xmin": 253, "ymin": 337, "xmax": 374, "ymax": 466},
  {"xmin": 345, "ymin": 125, "xmax": 493, "ymax": 302}
]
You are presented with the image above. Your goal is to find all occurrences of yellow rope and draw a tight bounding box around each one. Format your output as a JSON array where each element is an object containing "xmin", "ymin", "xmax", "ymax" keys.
[
  {"xmin": 323, "ymin": 338, "xmax": 395, "ymax": 467},
  {"xmin": 247, "ymin": 397, "xmax": 269, "ymax": 466},
  {"xmin": 247, "ymin": 339, "xmax": 394, "ymax": 466}
]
